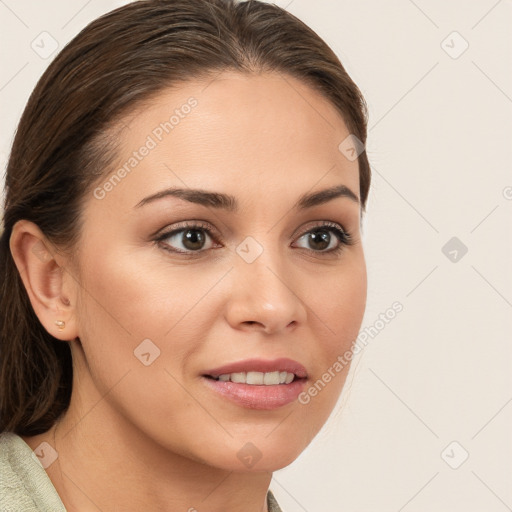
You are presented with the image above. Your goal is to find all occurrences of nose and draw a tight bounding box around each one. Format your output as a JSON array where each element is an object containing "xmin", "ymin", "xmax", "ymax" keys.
[{"xmin": 224, "ymin": 248, "xmax": 308, "ymax": 335}]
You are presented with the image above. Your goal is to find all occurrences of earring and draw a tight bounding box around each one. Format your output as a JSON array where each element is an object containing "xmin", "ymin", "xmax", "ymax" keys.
[{"xmin": 55, "ymin": 320, "xmax": 65, "ymax": 331}]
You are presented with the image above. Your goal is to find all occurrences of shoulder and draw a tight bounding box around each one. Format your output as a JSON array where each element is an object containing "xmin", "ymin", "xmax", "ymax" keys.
[
  {"xmin": 0, "ymin": 431, "xmax": 66, "ymax": 511},
  {"xmin": 267, "ymin": 489, "xmax": 284, "ymax": 512}
]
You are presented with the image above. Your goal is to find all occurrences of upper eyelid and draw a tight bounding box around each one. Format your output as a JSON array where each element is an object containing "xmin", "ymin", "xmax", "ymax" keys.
[
  {"xmin": 297, "ymin": 220, "xmax": 347, "ymax": 233},
  {"xmin": 156, "ymin": 220, "xmax": 219, "ymax": 237}
]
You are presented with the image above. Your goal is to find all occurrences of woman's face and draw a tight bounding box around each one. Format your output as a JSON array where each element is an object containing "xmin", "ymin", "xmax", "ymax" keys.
[{"xmin": 68, "ymin": 71, "xmax": 367, "ymax": 471}]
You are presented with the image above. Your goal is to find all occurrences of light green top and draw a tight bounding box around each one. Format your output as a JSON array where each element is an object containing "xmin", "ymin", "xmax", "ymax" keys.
[{"xmin": 0, "ymin": 432, "xmax": 283, "ymax": 511}]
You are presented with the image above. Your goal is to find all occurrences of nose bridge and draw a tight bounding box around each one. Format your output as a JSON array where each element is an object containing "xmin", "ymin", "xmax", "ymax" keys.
[
  {"xmin": 236, "ymin": 232, "xmax": 288, "ymax": 293},
  {"xmin": 226, "ymin": 233, "xmax": 306, "ymax": 333}
]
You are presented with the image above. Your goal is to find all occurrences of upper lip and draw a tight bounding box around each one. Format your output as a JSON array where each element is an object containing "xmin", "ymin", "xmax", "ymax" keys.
[{"xmin": 204, "ymin": 358, "xmax": 308, "ymax": 379}]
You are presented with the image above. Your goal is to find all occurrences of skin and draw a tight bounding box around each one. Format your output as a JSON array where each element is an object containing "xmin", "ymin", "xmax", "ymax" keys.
[{"xmin": 11, "ymin": 71, "xmax": 367, "ymax": 512}]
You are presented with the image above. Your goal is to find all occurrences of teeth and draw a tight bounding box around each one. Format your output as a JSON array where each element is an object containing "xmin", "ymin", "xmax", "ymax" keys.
[
  {"xmin": 215, "ymin": 371, "xmax": 296, "ymax": 385},
  {"xmin": 247, "ymin": 371, "xmax": 264, "ymax": 384},
  {"xmin": 263, "ymin": 371, "xmax": 280, "ymax": 385},
  {"xmin": 230, "ymin": 372, "xmax": 246, "ymax": 383}
]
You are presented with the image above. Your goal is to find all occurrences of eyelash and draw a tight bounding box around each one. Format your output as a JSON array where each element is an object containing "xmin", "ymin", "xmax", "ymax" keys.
[{"xmin": 154, "ymin": 220, "xmax": 353, "ymax": 257}]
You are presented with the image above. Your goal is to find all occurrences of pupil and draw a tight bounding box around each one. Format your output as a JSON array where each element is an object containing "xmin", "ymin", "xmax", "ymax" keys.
[
  {"xmin": 309, "ymin": 230, "xmax": 330, "ymax": 251},
  {"xmin": 183, "ymin": 229, "xmax": 205, "ymax": 250}
]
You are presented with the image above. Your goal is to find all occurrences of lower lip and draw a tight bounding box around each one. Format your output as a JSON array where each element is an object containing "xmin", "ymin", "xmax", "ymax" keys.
[{"xmin": 202, "ymin": 377, "xmax": 307, "ymax": 410}]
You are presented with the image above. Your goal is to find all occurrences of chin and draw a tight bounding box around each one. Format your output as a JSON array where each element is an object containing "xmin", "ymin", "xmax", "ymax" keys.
[
  {"xmin": 196, "ymin": 430, "xmax": 313, "ymax": 473},
  {"xmin": 206, "ymin": 450, "xmax": 304, "ymax": 474}
]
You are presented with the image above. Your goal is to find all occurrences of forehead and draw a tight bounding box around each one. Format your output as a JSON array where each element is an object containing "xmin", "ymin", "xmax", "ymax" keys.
[{"xmin": 93, "ymin": 71, "xmax": 360, "ymax": 212}]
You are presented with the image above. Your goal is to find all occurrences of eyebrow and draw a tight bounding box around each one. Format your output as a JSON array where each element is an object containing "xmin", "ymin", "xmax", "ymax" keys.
[{"xmin": 135, "ymin": 184, "xmax": 360, "ymax": 211}]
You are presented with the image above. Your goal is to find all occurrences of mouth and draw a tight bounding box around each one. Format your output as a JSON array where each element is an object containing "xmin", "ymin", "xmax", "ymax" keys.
[{"xmin": 201, "ymin": 358, "xmax": 308, "ymax": 410}]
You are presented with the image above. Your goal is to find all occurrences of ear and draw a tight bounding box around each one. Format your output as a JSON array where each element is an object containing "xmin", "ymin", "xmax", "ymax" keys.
[{"xmin": 9, "ymin": 220, "xmax": 79, "ymax": 341}]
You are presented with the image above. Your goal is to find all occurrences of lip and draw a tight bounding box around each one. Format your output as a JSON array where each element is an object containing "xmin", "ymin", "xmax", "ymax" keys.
[
  {"xmin": 201, "ymin": 358, "xmax": 308, "ymax": 410},
  {"xmin": 203, "ymin": 358, "xmax": 308, "ymax": 379},
  {"xmin": 202, "ymin": 378, "xmax": 306, "ymax": 410}
]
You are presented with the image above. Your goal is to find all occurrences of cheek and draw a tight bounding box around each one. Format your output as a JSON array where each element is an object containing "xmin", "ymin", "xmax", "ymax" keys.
[
  {"xmin": 71, "ymin": 250, "xmax": 224, "ymax": 452},
  {"xmin": 315, "ymin": 253, "xmax": 367, "ymax": 356},
  {"xmin": 73, "ymin": 251, "xmax": 154, "ymax": 383},
  {"xmin": 300, "ymin": 255, "xmax": 367, "ymax": 418},
  {"xmin": 73, "ymin": 246, "xmax": 228, "ymax": 382},
  {"xmin": 77, "ymin": 245, "xmax": 212, "ymax": 336}
]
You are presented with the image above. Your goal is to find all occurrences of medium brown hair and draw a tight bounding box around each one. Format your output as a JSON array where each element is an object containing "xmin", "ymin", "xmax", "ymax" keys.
[{"xmin": 0, "ymin": 0, "xmax": 370, "ymax": 435}]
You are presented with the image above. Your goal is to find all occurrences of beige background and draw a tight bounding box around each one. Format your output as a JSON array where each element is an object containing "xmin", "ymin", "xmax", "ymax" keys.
[{"xmin": 1, "ymin": 1, "xmax": 511, "ymax": 511}]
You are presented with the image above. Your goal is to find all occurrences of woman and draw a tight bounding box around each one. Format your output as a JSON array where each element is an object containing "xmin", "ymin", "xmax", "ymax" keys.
[{"xmin": 0, "ymin": 0, "xmax": 370, "ymax": 510}]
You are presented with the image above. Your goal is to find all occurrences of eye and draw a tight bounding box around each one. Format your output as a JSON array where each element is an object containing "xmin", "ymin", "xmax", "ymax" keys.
[
  {"xmin": 154, "ymin": 220, "xmax": 352, "ymax": 257},
  {"xmin": 293, "ymin": 222, "xmax": 352, "ymax": 254},
  {"xmin": 155, "ymin": 221, "xmax": 220, "ymax": 254}
]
